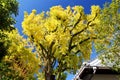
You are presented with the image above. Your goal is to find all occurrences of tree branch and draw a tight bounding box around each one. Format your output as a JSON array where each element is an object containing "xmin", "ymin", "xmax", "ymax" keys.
[
  {"xmin": 68, "ymin": 12, "xmax": 82, "ymax": 51},
  {"xmin": 73, "ymin": 13, "xmax": 98, "ymax": 37},
  {"xmin": 70, "ymin": 13, "xmax": 82, "ymax": 33},
  {"xmin": 61, "ymin": 67, "xmax": 72, "ymax": 72},
  {"xmin": 41, "ymin": 48, "xmax": 46, "ymax": 58},
  {"xmin": 49, "ymin": 41, "xmax": 55, "ymax": 55},
  {"xmin": 68, "ymin": 36, "xmax": 73, "ymax": 52},
  {"xmin": 68, "ymin": 13, "xmax": 98, "ymax": 52},
  {"xmin": 52, "ymin": 57, "xmax": 56, "ymax": 68},
  {"xmin": 52, "ymin": 26, "xmax": 58, "ymax": 33},
  {"xmin": 79, "ymin": 37, "xmax": 97, "ymax": 44},
  {"xmin": 79, "ymin": 37, "xmax": 90, "ymax": 44},
  {"xmin": 30, "ymin": 35, "xmax": 47, "ymax": 59},
  {"xmin": 70, "ymin": 37, "xmax": 97, "ymax": 50},
  {"xmin": 74, "ymin": 50, "xmax": 81, "ymax": 54},
  {"xmin": 39, "ymin": 43, "xmax": 48, "ymax": 54}
]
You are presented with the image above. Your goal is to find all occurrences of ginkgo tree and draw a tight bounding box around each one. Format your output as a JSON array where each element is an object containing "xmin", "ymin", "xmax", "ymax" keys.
[
  {"xmin": 0, "ymin": 30, "xmax": 40, "ymax": 79},
  {"xmin": 22, "ymin": 5, "xmax": 114, "ymax": 80}
]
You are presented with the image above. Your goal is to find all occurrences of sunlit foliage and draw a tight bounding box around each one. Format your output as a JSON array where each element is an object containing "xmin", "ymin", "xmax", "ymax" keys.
[
  {"xmin": 22, "ymin": 5, "xmax": 114, "ymax": 80},
  {"xmin": 0, "ymin": 30, "xmax": 40, "ymax": 79},
  {"xmin": 100, "ymin": 0, "xmax": 120, "ymax": 72},
  {"xmin": 0, "ymin": 0, "xmax": 40, "ymax": 79},
  {"xmin": 0, "ymin": 0, "xmax": 18, "ymax": 60}
]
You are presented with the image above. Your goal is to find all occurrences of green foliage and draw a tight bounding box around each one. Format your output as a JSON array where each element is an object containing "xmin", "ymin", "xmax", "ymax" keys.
[
  {"xmin": 0, "ymin": 61, "xmax": 24, "ymax": 80},
  {"xmin": 1, "ymin": 30, "xmax": 40, "ymax": 79},
  {"xmin": 0, "ymin": 0, "xmax": 40, "ymax": 79},
  {"xmin": 22, "ymin": 5, "xmax": 114, "ymax": 79},
  {"xmin": 99, "ymin": 0, "xmax": 120, "ymax": 72},
  {"xmin": 0, "ymin": 0, "xmax": 18, "ymax": 60},
  {"xmin": 0, "ymin": 0, "xmax": 18, "ymax": 30},
  {"xmin": 0, "ymin": 30, "xmax": 10, "ymax": 60}
]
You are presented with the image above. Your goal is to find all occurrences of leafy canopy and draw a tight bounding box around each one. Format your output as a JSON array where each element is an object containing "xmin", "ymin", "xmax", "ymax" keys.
[
  {"xmin": 0, "ymin": 30, "xmax": 40, "ymax": 79},
  {"xmin": 0, "ymin": 0, "xmax": 18, "ymax": 30},
  {"xmin": 22, "ymin": 5, "xmax": 114, "ymax": 80},
  {"xmin": 100, "ymin": 0, "xmax": 120, "ymax": 72},
  {"xmin": 0, "ymin": 0, "xmax": 40, "ymax": 79},
  {"xmin": 0, "ymin": 0, "xmax": 18, "ymax": 60}
]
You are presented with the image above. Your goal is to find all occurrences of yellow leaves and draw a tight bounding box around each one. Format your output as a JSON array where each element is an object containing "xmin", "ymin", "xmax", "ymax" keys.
[
  {"xmin": 21, "ymin": 5, "xmax": 115, "ymax": 78},
  {"xmin": 73, "ymin": 6, "xmax": 84, "ymax": 13},
  {"xmin": 50, "ymin": 6, "xmax": 68, "ymax": 20},
  {"xmin": 24, "ymin": 11, "xmax": 28, "ymax": 18},
  {"xmin": 2, "ymin": 2, "xmax": 5, "ymax": 7},
  {"xmin": 61, "ymin": 47, "xmax": 67, "ymax": 55},
  {"xmin": 79, "ymin": 42, "xmax": 92, "ymax": 60},
  {"xmin": 71, "ymin": 55, "xmax": 79, "ymax": 69},
  {"xmin": 34, "ymin": 31, "xmax": 44, "ymax": 41},
  {"xmin": 87, "ymin": 6, "xmax": 100, "ymax": 21},
  {"xmin": 24, "ymin": 10, "xmax": 36, "ymax": 23},
  {"xmin": 1, "ymin": 29, "xmax": 40, "ymax": 78},
  {"xmin": 88, "ymin": 26, "xmax": 93, "ymax": 32},
  {"xmin": 66, "ymin": 6, "xmax": 71, "ymax": 13},
  {"xmin": 5, "ymin": 30, "xmax": 25, "ymax": 54},
  {"xmin": 45, "ymin": 33, "xmax": 56, "ymax": 44},
  {"xmin": 32, "ymin": 9, "xmax": 37, "ymax": 14},
  {"xmin": 50, "ymin": 5, "xmax": 64, "ymax": 11},
  {"xmin": 64, "ymin": 55, "xmax": 79, "ymax": 70},
  {"xmin": 45, "ymin": 17, "xmax": 58, "ymax": 32},
  {"xmin": 66, "ymin": 6, "xmax": 70, "ymax": 11},
  {"xmin": 91, "ymin": 5, "xmax": 100, "ymax": 15},
  {"xmin": 22, "ymin": 10, "xmax": 46, "ymax": 39}
]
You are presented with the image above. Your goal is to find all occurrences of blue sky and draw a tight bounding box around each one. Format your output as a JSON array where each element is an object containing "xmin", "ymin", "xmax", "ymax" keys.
[{"xmin": 15, "ymin": 0, "xmax": 112, "ymax": 80}]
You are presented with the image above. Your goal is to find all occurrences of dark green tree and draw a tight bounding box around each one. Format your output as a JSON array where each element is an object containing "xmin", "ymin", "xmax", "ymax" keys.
[
  {"xmin": 0, "ymin": 0, "xmax": 18, "ymax": 60},
  {"xmin": 0, "ymin": 0, "xmax": 40, "ymax": 80},
  {"xmin": 0, "ymin": 0, "xmax": 18, "ymax": 30}
]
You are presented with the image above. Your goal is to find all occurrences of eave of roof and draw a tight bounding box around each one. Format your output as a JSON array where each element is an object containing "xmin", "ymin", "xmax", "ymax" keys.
[
  {"xmin": 79, "ymin": 66, "xmax": 119, "ymax": 79},
  {"xmin": 73, "ymin": 58, "xmax": 120, "ymax": 80}
]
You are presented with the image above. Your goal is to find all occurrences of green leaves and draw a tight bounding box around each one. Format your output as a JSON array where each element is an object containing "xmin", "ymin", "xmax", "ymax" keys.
[
  {"xmin": 0, "ymin": 61, "xmax": 23, "ymax": 80},
  {"xmin": 0, "ymin": 0, "xmax": 40, "ymax": 79},
  {"xmin": 0, "ymin": 0, "xmax": 18, "ymax": 30},
  {"xmin": 0, "ymin": 30, "xmax": 40, "ymax": 79},
  {"xmin": 99, "ymin": 0, "xmax": 120, "ymax": 73}
]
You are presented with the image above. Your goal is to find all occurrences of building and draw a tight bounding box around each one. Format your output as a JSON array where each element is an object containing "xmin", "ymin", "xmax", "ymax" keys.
[{"xmin": 73, "ymin": 59, "xmax": 120, "ymax": 80}]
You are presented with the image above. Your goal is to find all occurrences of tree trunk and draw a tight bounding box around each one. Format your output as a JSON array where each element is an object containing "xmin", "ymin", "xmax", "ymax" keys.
[
  {"xmin": 45, "ymin": 71, "xmax": 55, "ymax": 80},
  {"xmin": 45, "ymin": 58, "xmax": 55, "ymax": 80}
]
